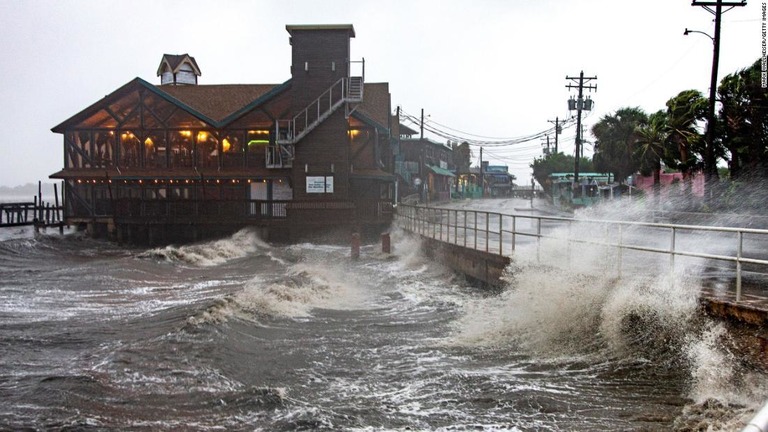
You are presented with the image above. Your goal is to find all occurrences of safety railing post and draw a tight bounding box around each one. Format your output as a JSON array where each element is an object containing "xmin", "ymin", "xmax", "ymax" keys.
[
  {"xmin": 537, "ymin": 218, "xmax": 542, "ymax": 263},
  {"xmin": 445, "ymin": 210, "xmax": 448, "ymax": 243},
  {"xmin": 463, "ymin": 210, "xmax": 468, "ymax": 248},
  {"xmin": 446, "ymin": 209, "xmax": 450, "ymax": 243},
  {"xmin": 617, "ymin": 224, "xmax": 623, "ymax": 279},
  {"xmin": 512, "ymin": 216, "xmax": 516, "ymax": 251},
  {"xmin": 439, "ymin": 208, "xmax": 443, "ymax": 242},
  {"xmin": 422, "ymin": 207, "xmax": 426, "ymax": 236},
  {"xmin": 445, "ymin": 209, "xmax": 449, "ymax": 243},
  {"xmin": 474, "ymin": 212, "xmax": 478, "ymax": 250},
  {"xmin": 443, "ymin": 209, "xmax": 447, "ymax": 242},
  {"xmin": 499, "ymin": 214, "xmax": 503, "ymax": 256},
  {"xmin": 432, "ymin": 208, "xmax": 437, "ymax": 239},
  {"xmin": 485, "ymin": 212, "xmax": 490, "ymax": 253},
  {"xmin": 418, "ymin": 207, "xmax": 422, "ymax": 235},
  {"xmin": 670, "ymin": 227, "xmax": 676, "ymax": 276},
  {"xmin": 454, "ymin": 210, "xmax": 458, "ymax": 245},
  {"xmin": 736, "ymin": 231, "xmax": 743, "ymax": 302}
]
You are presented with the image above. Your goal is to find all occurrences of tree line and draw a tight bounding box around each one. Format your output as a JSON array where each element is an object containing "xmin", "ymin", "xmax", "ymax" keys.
[{"xmin": 532, "ymin": 58, "xmax": 767, "ymax": 209}]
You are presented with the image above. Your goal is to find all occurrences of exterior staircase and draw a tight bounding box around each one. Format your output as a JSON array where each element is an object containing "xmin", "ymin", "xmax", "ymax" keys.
[
  {"xmin": 268, "ymin": 75, "xmax": 364, "ymax": 168},
  {"xmin": 276, "ymin": 76, "xmax": 364, "ymax": 145},
  {"xmin": 347, "ymin": 76, "xmax": 363, "ymax": 102}
]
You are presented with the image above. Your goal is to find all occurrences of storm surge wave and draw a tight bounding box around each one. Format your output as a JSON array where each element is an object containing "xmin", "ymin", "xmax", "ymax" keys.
[
  {"xmin": 447, "ymin": 212, "xmax": 768, "ymax": 429},
  {"xmin": 138, "ymin": 228, "xmax": 270, "ymax": 267}
]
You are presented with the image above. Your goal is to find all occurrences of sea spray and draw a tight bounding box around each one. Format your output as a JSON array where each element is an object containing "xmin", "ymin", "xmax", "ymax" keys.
[
  {"xmin": 598, "ymin": 270, "xmax": 700, "ymax": 361},
  {"xmin": 442, "ymin": 197, "xmax": 768, "ymax": 429}
]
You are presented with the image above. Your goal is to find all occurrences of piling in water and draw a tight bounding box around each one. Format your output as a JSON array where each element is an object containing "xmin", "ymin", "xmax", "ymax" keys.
[{"xmin": 381, "ymin": 232, "xmax": 391, "ymax": 254}]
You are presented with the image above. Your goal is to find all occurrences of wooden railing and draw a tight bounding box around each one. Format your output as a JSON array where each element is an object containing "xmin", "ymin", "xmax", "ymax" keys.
[
  {"xmin": 111, "ymin": 198, "xmax": 393, "ymax": 225},
  {"xmin": 0, "ymin": 201, "xmax": 64, "ymax": 228},
  {"xmin": 114, "ymin": 199, "xmax": 290, "ymax": 221}
]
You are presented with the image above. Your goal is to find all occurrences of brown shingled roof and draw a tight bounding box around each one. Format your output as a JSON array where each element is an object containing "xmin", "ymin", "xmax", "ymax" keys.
[
  {"xmin": 158, "ymin": 84, "xmax": 280, "ymax": 122},
  {"xmin": 356, "ymin": 82, "xmax": 391, "ymax": 129}
]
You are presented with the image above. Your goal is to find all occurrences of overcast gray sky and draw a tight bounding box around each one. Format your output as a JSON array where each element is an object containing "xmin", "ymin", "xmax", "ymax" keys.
[{"xmin": 0, "ymin": 0, "xmax": 761, "ymax": 186}]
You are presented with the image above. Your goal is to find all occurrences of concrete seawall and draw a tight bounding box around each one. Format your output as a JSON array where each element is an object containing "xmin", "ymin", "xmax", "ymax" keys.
[{"xmin": 419, "ymin": 236, "xmax": 510, "ymax": 288}]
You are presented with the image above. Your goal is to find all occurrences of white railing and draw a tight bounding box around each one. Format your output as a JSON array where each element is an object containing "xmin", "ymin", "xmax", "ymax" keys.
[
  {"xmin": 395, "ymin": 204, "xmax": 768, "ymax": 303},
  {"xmin": 743, "ymin": 401, "xmax": 768, "ymax": 432},
  {"xmin": 276, "ymin": 61, "xmax": 365, "ymax": 146},
  {"xmin": 276, "ymin": 78, "xmax": 347, "ymax": 145}
]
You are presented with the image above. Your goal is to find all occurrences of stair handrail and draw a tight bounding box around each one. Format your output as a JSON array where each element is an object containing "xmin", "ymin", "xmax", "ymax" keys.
[
  {"xmin": 277, "ymin": 77, "xmax": 346, "ymax": 143},
  {"xmin": 350, "ymin": 57, "xmax": 365, "ymax": 83},
  {"xmin": 276, "ymin": 59, "xmax": 366, "ymax": 145}
]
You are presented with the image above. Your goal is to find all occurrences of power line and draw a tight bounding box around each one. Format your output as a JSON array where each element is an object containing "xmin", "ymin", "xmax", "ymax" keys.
[{"xmin": 399, "ymin": 109, "xmax": 576, "ymax": 147}]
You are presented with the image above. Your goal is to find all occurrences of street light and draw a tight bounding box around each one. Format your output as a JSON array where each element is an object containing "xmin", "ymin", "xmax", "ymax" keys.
[
  {"xmin": 683, "ymin": 28, "xmax": 714, "ymax": 42},
  {"xmin": 683, "ymin": 24, "xmax": 720, "ymax": 186},
  {"xmin": 686, "ymin": 0, "xmax": 746, "ymax": 186}
]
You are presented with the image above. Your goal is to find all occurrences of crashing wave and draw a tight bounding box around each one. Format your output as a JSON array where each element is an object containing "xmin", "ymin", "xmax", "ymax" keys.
[{"xmin": 139, "ymin": 228, "xmax": 270, "ymax": 267}]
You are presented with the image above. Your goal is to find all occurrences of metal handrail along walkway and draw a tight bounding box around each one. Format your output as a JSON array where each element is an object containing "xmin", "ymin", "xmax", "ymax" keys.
[{"xmin": 395, "ymin": 204, "xmax": 768, "ymax": 304}]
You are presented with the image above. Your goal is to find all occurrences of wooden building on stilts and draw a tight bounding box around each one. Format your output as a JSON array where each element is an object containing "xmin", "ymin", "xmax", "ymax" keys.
[{"xmin": 50, "ymin": 24, "xmax": 396, "ymax": 244}]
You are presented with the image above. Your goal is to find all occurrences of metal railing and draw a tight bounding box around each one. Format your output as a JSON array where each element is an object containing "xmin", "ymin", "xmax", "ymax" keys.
[
  {"xmin": 275, "ymin": 64, "xmax": 365, "ymax": 146},
  {"xmin": 276, "ymin": 78, "xmax": 347, "ymax": 144},
  {"xmin": 396, "ymin": 204, "xmax": 768, "ymax": 302},
  {"xmin": 743, "ymin": 401, "xmax": 768, "ymax": 432}
]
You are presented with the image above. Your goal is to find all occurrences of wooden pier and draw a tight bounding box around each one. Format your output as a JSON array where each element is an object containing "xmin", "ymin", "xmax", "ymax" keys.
[
  {"xmin": 0, "ymin": 182, "xmax": 66, "ymax": 232},
  {"xmin": 0, "ymin": 201, "xmax": 65, "ymax": 232}
]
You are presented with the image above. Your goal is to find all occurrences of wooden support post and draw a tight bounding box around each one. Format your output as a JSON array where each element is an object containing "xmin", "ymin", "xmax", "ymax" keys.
[
  {"xmin": 37, "ymin": 181, "xmax": 43, "ymax": 222},
  {"xmin": 33, "ymin": 196, "xmax": 39, "ymax": 233},
  {"xmin": 53, "ymin": 183, "xmax": 60, "ymax": 223}
]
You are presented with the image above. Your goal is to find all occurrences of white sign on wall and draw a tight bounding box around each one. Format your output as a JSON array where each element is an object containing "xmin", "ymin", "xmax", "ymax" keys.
[{"xmin": 306, "ymin": 176, "xmax": 334, "ymax": 193}]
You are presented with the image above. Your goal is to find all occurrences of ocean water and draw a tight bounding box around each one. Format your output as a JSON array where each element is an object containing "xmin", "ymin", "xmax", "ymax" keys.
[{"xmin": 0, "ymin": 203, "xmax": 766, "ymax": 431}]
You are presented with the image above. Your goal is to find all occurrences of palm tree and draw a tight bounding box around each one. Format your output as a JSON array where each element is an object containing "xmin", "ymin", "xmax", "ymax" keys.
[
  {"xmin": 719, "ymin": 59, "xmax": 768, "ymax": 179},
  {"xmin": 591, "ymin": 107, "xmax": 648, "ymax": 184},
  {"xmin": 718, "ymin": 70, "xmax": 749, "ymax": 179},
  {"xmin": 665, "ymin": 90, "xmax": 707, "ymax": 198},
  {"xmin": 635, "ymin": 110, "xmax": 669, "ymax": 208}
]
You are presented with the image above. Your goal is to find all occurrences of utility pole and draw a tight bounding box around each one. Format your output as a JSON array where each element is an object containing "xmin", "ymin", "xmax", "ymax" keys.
[
  {"xmin": 541, "ymin": 135, "xmax": 551, "ymax": 155},
  {"xmin": 691, "ymin": 0, "xmax": 746, "ymax": 185},
  {"xmin": 547, "ymin": 117, "xmax": 566, "ymax": 154},
  {"xmin": 420, "ymin": 108, "xmax": 425, "ymax": 141},
  {"xmin": 479, "ymin": 147, "xmax": 484, "ymax": 198},
  {"xmin": 566, "ymin": 71, "xmax": 597, "ymax": 184}
]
